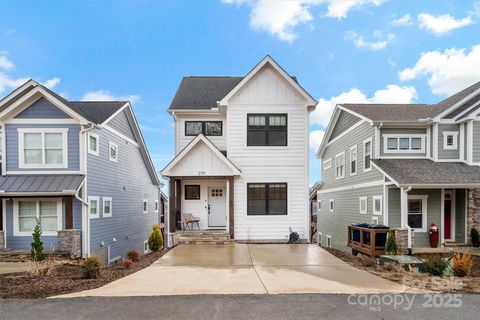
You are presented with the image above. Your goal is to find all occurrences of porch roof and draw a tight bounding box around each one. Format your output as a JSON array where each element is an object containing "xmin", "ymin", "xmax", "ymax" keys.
[
  {"xmin": 372, "ymin": 159, "xmax": 480, "ymax": 187},
  {"xmin": 0, "ymin": 174, "xmax": 85, "ymax": 196}
]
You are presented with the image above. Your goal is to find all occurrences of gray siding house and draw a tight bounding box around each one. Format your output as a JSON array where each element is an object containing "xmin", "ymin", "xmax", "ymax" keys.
[
  {"xmin": 316, "ymin": 81, "xmax": 480, "ymax": 252},
  {"xmin": 0, "ymin": 80, "xmax": 161, "ymax": 264}
]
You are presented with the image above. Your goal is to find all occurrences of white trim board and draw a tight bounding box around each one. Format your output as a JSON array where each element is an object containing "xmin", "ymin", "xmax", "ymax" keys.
[{"xmin": 317, "ymin": 180, "xmax": 385, "ymax": 194}]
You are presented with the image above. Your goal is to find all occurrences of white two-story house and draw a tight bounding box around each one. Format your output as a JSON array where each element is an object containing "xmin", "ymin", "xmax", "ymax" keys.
[{"xmin": 161, "ymin": 56, "xmax": 317, "ymax": 242}]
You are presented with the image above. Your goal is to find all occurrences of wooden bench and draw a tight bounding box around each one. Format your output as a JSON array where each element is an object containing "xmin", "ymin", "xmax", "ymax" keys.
[{"xmin": 183, "ymin": 213, "xmax": 200, "ymax": 230}]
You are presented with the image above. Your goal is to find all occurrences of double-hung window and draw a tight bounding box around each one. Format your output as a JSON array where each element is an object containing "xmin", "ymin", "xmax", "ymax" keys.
[
  {"xmin": 407, "ymin": 195, "xmax": 428, "ymax": 232},
  {"xmin": 185, "ymin": 121, "xmax": 222, "ymax": 136},
  {"xmin": 359, "ymin": 197, "xmax": 367, "ymax": 214},
  {"xmin": 363, "ymin": 137, "xmax": 372, "ymax": 171},
  {"xmin": 247, "ymin": 114, "xmax": 287, "ymax": 146},
  {"xmin": 109, "ymin": 142, "xmax": 118, "ymax": 162},
  {"xmin": 88, "ymin": 133, "xmax": 99, "ymax": 156},
  {"xmin": 89, "ymin": 196, "xmax": 99, "ymax": 219},
  {"xmin": 247, "ymin": 183, "xmax": 287, "ymax": 215},
  {"xmin": 384, "ymin": 134, "xmax": 425, "ymax": 153},
  {"xmin": 335, "ymin": 152, "xmax": 345, "ymax": 179},
  {"xmin": 14, "ymin": 199, "xmax": 61, "ymax": 236},
  {"xmin": 103, "ymin": 197, "xmax": 112, "ymax": 218},
  {"xmin": 18, "ymin": 128, "xmax": 68, "ymax": 168},
  {"xmin": 350, "ymin": 145, "xmax": 357, "ymax": 175},
  {"xmin": 373, "ymin": 196, "xmax": 383, "ymax": 215}
]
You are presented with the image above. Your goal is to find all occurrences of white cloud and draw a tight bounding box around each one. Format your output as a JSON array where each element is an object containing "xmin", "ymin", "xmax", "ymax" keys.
[
  {"xmin": 418, "ymin": 13, "xmax": 473, "ymax": 35},
  {"xmin": 0, "ymin": 73, "xmax": 29, "ymax": 94},
  {"xmin": 222, "ymin": 0, "xmax": 386, "ymax": 41},
  {"xmin": 309, "ymin": 130, "xmax": 325, "ymax": 151},
  {"xmin": 82, "ymin": 90, "xmax": 141, "ymax": 103},
  {"xmin": 0, "ymin": 54, "xmax": 14, "ymax": 70},
  {"xmin": 391, "ymin": 14, "xmax": 412, "ymax": 26},
  {"xmin": 345, "ymin": 31, "xmax": 394, "ymax": 50},
  {"xmin": 42, "ymin": 77, "xmax": 60, "ymax": 89},
  {"xmin": 399, "ymin": 44, "xmax": 480, "ymax": 96},
  {"xmin": 310, "ymin": 85, "xmax": 417, "ymax": 127}
]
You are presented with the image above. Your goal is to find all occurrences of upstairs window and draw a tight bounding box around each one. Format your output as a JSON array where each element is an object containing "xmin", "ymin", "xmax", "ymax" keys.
[
  {"xmin": 247, "ymin": 114, "xmax": 287, "ymax": 146},
  {"xmin": 323, "ymin": 158, "xmax": 332, "ymax": 170},
  {"xmin": 443, "ymin": 131, "xmax": 458, "ymax": 150},
  {"xmin": 335, "ymin": 152, "xmax": 345, "ymax": 179},
  {"xmin": 185, "ymin": 121, "xmax": 222, "ymax": 136},
  {"xmin": 109, "ymin": 142, "xmax": 118, "ymax": 162},
  {"xmin": 19, "ymin": 128, "xmax": 68, "ymax": 168},
  {"xmin": 88, "ymin": 133, "xmax": 99, "ymax": 156},
  {"xmin": 350, "ymin": 145, "xmax": 357, "ymax": 175},
  {"xmin": 363, "ymin": 137, "xmax": 372, "ymax": 171},
  {"xmin": 384, "ymin": 135, "xmax": 425, "ymax": 153},
  {"xmin": 247, "ymin": 183, "xmax": 287, "ymax": 215}
]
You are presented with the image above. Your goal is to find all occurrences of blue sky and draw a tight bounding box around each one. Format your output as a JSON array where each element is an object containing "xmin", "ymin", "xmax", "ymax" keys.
[{"xmin": 1, "ymin": 0, "xmax": 479, "ymax": 187}]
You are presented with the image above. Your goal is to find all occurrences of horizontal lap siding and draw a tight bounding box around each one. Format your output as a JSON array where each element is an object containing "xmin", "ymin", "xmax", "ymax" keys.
[
  {"xmin": 88, "ymin": 127, "xmax": 158, "ymax": 260},
  {"xmin": 14, "ymin": 97, "xmax": 72, "ymax": 119},
  {"xmin": 329, "ymin": 111, "xmax": 360, "ymax": 142},
  {"xmin": 175, "ymin": 113, "xmax": 226, "ymax": 154},
  {"xmin": 438, "ymin": 124, "xmax": 460, "ymax": 160},
  {"xmin": 5, "ymin": 123, "xmax": 80, "ymax": 172},
  {"xmin": 316, "ymin": 185, "xmax": 384, "ymax": 252},
  {"xmin": 473, "ymin": 122, "xmax": 480, "ymax": 162},
  {"xmin": 108, "ymin": 110, "xmax": 137, "ymax": 142},
  {"xmin": 380, "ymin": 128, "xmax": 427, "ymax": 158}
]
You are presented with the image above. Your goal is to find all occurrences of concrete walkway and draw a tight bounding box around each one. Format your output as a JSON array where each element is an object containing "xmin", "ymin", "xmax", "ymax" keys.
[
  {"xmin": 0, "ymin": 262, "xmax": 31, "ymax": 275},
  {"xmin": 59, "ymin": 244, "xmax": 417, "ymax": 297}
]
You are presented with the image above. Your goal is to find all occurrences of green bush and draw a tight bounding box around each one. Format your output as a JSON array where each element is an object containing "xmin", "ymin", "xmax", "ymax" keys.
[
  {"xmin": 421, "ymin": 254, "xmax": 449, "ymax": 276},
  {"xmin": 127, "ymin": 249, "xmax": 140, "ymax": 262},
  {"xmin": 80, "ymin": 257, "xmax": 102, "ymax": 279},
  {"xmin": 384, "ymin": 231, "xmax": 400, "ymax": 255},
  {"xmin": 148, "ymin": 224, "xmax": 164, "ymax": 252},
  {"xmin": 31, "ymin": 220, "xmax": 46, "ymax": 261}
]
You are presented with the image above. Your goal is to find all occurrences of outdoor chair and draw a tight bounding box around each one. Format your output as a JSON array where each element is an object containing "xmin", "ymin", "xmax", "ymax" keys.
[{"xmin": 183, "ymin": 213, "xmax": 201, "ymax": 230}]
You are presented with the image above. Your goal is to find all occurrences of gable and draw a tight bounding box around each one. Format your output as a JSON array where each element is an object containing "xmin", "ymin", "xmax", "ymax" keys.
[
  {"xmin": 14, "ymin": 97, "xmax": 73, "ymax": 119},
  {"xmin": 329, "ymin": 110, "xmax": 361, "ymax": 142},
  {"xmin": 229, "ymin": 64, "xmax": 305, "ymax": 104},
  {"xmin": 442, "ymin": 92, "xmax": 480, "ymax": 120},
  {"xmin": 107, "ymin": 109, "xmax": 137, "ymax": 142}
]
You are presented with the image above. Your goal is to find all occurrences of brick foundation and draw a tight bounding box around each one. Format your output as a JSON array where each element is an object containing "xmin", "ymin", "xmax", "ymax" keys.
[
  {"xmin": 58, "ymin": 229, "xmax": 81, "ymax": 259},
  {"xmin": 467, "ymin": 189, "xmax": 480, "ymax": 244}
]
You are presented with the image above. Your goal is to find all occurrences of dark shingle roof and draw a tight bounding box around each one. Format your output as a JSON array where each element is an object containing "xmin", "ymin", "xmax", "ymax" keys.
[
  {"xmin": 69, "ymin": 101, "xmax": 127, "ymax": 124},
  {"xmin": 436, "ymin": 81, "xmax": 480, "ymax": 113},
  {"xmin": 341, "ymin": 104, "xmax": 436, "ymax": 122},
  {"xmin": 0, "ymin": 175, "xmax": 85, "ymax": 194},
  {"xmin": 169, "ymin": 77, "xmax": 243, "ymax": 110},
  {"xmin": 372, "ymin": 159, "xmax": 480, "ymax": 186}
]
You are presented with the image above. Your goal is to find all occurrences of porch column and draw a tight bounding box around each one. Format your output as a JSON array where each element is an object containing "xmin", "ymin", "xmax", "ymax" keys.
[
  {"xmin": 228, "ymin": 176, "xmax": 234, "ymax": 239},
  {"xmin": 168, "ymin": 178, "xmax": 176, "ymax": 232},
  {"xmin": 400, "ymin": 187, "xmax": 409, "ymax": 228},
  {"xmin": 65, "ymin": 196, "xmax": 73, "ymax": 229},
  {"xmin": 175, "ymin": 179, "xmax": 182, "ymax": 230}
]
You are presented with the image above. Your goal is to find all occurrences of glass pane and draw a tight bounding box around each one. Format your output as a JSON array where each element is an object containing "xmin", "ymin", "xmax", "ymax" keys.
[
  {"xmin": 45, "ymin": 133, "xmax": 62, "ymax": 149},
  {"xmin": 104, "ymin": 201, "xmax": 111, "ymax": 213},
  {"xmin": 408, "ymin": 199, "xmax": 422, "ymax": 213},
  {"xmin": 360, "ymin": 199, "xmax": 366, "ymax": 212},
  {"xmin": 446, "ymin": 136, "xmax": 453, "ymax": 146},
  {"xmin": 19, "ymin": 217, "xmax": 37, "ymax": 232},
  {"xmin": 110, "ymin": 146, "xmax": 117, "ymax": 159},
  {"xmin": 248, "ymin": 115, "xmax": 266, "ymax": 127},
  {"xmin": 268, "ymin": 184, "xmax": 286, "ymax": 200},
  {"xmin": 411, "ymin": 138, "xmax": 422, "ymax": 150},
  {"xmin": 364, "ymin": 141, "xmax": 371, "ymax": 154},
  {"xmin": 90, "ymin": 200, "xmax": 97, "ymax": 214},
  {"xmin": 387, "ymin": 138, "xmax": 398, "ymax": 150},
  {"xmin": 40, "ymin": 201, "xmax": 56, "ymax": 216},
  {"xmin": 375, "ymin": 199, "xmax": 381, "ymax": 212},
  {"xmin": 40, "ymin": 217, "xmax": 57, "ymax": 231},
  {"xmin": 269, "ymin": 115, "xmax": 286, "ymax": 127},
  {"xmin": 248, "ymin": 184, "xmax": 266, "ymax": 200},
  {"xmin": 268, "ymin": 200, "xmax": 287, "ymax": 215},
  {"xmin": 268, "ymin": 131, "xmax": 287, "ymax": 146},
  {"xmin": 247, "ymin": 131, "xmax": 267, "ymax": 146},
  {"xmin": 365, "ymin": 155, "xmax": 371, "ymax": 168},
  {"xmin": 45, "ymin": 149, "xmax": 63, "ymax": 164},
  {"xmin": 399, "ymin": 138, "xmax": 410, "ymax": 150},
  {"xmin": 185, "ymin": 185, "xmax": 200, "ymax": 200},
  {"xmin": 351, "ymin": 160, "xmax": 356, "ymax": 173},
  {"xmin": 24, "ymin": 133, "xmax": 41, "ymax": 149},
  {"xmin": 19, "ymin": 201, "xmax": 36, "ymax": 217},
  {"xmin": 205, "ymin": 122, "xmax": 222, "ymax": 136},
  {"xmin": 143, "ymin": 201, "xmax": 147, "ymax": 211},
  {"xmin": 408, "ymin": 214, "xmax": 423, "ymax": 229},
  {"xmin": 25, "ymin": 149, "xmax": 42, "ymax": 164},
  {"xmin": 248, "ymin": 200, "xmax": 266, "ymax": 215},
  {"xmin": 185, "ymin": 122, "xmax": 203, "ymax": 135},
  {"xmin": 89, "ymin": 135, "xmax": 97, "ymax": 151}
]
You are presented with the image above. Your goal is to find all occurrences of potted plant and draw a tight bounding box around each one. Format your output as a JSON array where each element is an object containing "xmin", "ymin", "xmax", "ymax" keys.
[{"xmin": 471, "ymin": 227, "xmax": 480, "ymax": 247}]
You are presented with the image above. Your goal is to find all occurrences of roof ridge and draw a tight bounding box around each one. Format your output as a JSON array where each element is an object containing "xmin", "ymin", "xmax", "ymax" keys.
[{"xmin": 185, "ymin": 76, "xmax": 244, "ymax": 78}]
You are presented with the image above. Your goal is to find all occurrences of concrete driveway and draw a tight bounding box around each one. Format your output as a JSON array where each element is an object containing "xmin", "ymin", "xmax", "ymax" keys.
[{"xmin": 59, "ymin": 244, "xmax": 416, "ymax": 297}]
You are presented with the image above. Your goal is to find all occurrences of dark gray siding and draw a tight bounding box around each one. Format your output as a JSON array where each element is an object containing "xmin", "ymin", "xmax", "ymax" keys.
[
  {"xmin": 438, "ymin": 124, "xmax": 460, "ymax": 160},
  {"xmin": 5, "ymin": 124, "xmax": 80, "ymax": 172},
  {"xmin": 329, "ymin": 111, "xmax": 360, "ymax": 142},
  {"xmin": 14, "ymin": 97, "xmax": 72, "ymax": 119},
  {"xmin": 380, "ymin": 128, "xmax": 427, "ymax": 158},
  {"xmin": 107, "ymin": 110, "xmax": 137, "ymax": 142},
  {"xmin": 455, "ymin": 189, "xmax": 466, "ymax": 242},
  {"xmin": 87, "ymin": 127, "xmax": 158, "ymax": 261}
]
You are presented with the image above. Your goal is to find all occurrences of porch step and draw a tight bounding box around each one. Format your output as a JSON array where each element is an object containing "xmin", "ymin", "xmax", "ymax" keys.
[
  {"xmin": 175, "ymin": 230, "xmax": 231, "ymax": 245},
  {"xmin": 0, "ymin": 249, "xmax": 69, "ymax": 262},
  {"xmin": 444, "ymin": 242, "xmax": 468, "ymax": 247}
]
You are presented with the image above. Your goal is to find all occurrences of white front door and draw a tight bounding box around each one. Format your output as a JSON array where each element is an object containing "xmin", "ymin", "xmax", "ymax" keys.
[{"xmin": 208, "ymin": 187, "xmax": 226, "ymax": 227}]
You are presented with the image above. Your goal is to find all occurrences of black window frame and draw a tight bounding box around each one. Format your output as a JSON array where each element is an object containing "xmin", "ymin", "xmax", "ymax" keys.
[
  {"xmin": 185, "ymin": 121, "xmax": 223, "ymax": 136},
  {"xmin": 184, "ymin": 185, "xmax": 201, "ymax": 200},
  {"xmin": 247, "ymin": 113, "xmax": 288, "ymax": 146},
  {"xmin": 247, "ymin": 182, "xmax": 287, "ymax": 216}
]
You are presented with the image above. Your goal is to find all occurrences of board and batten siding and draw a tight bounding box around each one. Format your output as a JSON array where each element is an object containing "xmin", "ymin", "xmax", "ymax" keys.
[
  {"xmin": 329, "ymin": 111, "xmax": 360, "ymax": 142},
  {"xmin": 174, "ymin": 113, "xmax": 226, "ymax": 154},
  {"xmin": 227, "ymin": 64, "xmax": 309, "ymax": 241},
  {"xmin": 316, "ymin": 185, "xmax": 384, "ymax": 251},
  {"xmin": 438, "ymin": 124, "xmax": 460, "ymax": 160},
  {"xmin": 87, "ymin": 126, "xmax": 158, "ymax": 261},
  {"xmin": 380, "ymin": 128, "xmax": 427, "ymax": 158},
  {"xmin": 14, "ymin": 97, "xmax": 72, "ymax": 119},
  {"xmin": 5, "ymin": 123, "xmax": 80, "ymax": 172},
  {"xmin": 107, "ymin": 109, "xmax": 137, "ymax": 142}
]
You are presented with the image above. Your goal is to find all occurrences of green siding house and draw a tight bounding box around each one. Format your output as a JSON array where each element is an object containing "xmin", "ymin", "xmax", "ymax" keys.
[{"xmin": 316, "ymin": 81, "xmax": 480, "ymax": 252}]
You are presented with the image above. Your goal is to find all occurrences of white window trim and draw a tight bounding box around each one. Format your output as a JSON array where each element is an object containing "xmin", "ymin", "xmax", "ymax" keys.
[
  {"xmin": 407, "ymin": 195, "xmax": 428, "ymax": 233},
  {"xmin": 88, "ymin": 196, "xmax": 100, "ymax": 219},
  {"xmin": 350, "ymin": 145, "xmax": 357, "ymax": 176},
  {"xmin": 12, "ymin": 198, "xmax": 63, "ymax": 236},
  {"xmin": 103, "ymin": 197, "xmax": 112, "ymax": 218},
  {"xmin": 18, "ymin": 128, "xmax": 69, "ymax": 169},
  {"xmin": 383, "ymin": 134, "xmax": 426, "ymax": 154},
  {"xmin": 318, "ymin": 232, "xmax": 322, "ymax": 246},
  {"xmin": 443, "ymin": 131, "xmax": 458, "ymax": 150},
  {"xmin": 359, "ymin": 196, "xmax": 367, "ymax": 214},
  {"xmin": 373, "ymin": 195, "xmax": 383, "ymax": 216},
  {"xmin": 143, "ymin": 199, "xmax": 148, "ymax": 214},
  {"xmin": 326, "ymin": 235, "xmax": 332, "ymax": 248},
  {"xmin": 329, "ymin": 199, "xmax": 335, "ymax": 213},
  {"xmin": 154, "ymin": 200, "xmax": 159, "ymax": 214},
  {"xmin": 88, "ymin": 133, "xmax": 99, "ymax": 156},
  {"xmin": 144, "ymin": 240, "xmax": 149, "ymax": 254},
  {"xmin": 323, "ymin": 158, "xmax": 332, "ymax": 170},
  {"xmin": 335, "ymin": 151, "xmax": 345, "ymax": 180},
  {"xmin": 317, "ymin": 200, "xmax": 322, "ymax": 213},
  {"xmin": 372, "ymin": 216, "xmax": 379, "ymax": 224},
  {"xmin": 109, "ymin": 141, "xmax": 118, "ymax": 162},
  {"xmin": 363, "ymin": 137, "xmax": 373, "ymax": 172}
]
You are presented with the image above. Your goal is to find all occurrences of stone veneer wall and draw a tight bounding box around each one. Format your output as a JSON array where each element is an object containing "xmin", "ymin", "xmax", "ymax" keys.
[
  {"xmin": 467, "ymin": 189, "xmax": 480, "ymax": 244},
  {"xmin": 394, "ymin": 228, "xmax": 409, "ymax": 254},
  {"xmin": 0, "ymin": 231, "xmax": 4, "ymax": 249},
  {"xmin": 58, "ymin": 229, "xmax": 81, "ymax": 259}
]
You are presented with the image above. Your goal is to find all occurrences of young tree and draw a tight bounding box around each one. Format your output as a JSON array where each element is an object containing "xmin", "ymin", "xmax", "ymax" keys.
[
  {"xmin": 31, "ymin": 219, "xmax": 46, "ymax": 261},
  {"xmin": 148, "ymin": 224, "xmax": 163, "ymax": 252}
]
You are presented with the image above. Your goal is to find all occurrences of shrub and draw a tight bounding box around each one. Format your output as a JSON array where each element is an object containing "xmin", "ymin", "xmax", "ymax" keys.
[
  {"xmin": 384, "ymin": 231, "xmax": 400, "ymax": 255},
  {"xmin": 31, "ymin": 220, "xmax": 46, "ymax": 261},
  {"xmin": 421, "ymin": 254, "xmax": 449, "ymax": 276},
  {"xmin": 80, "ymin": 257, "xmax": 102, "ymax": 279},
  {"xmin": 123, "ymin": 259, "xmax": 134, "ymax": 270},
  {"xmin": 127, "ymin": 249, "xmax": 140, "ymax": 262},
  {"xmin": 451, "ymin": 251, "xmax": 473, "ymax": 277},
  {"xmin": 29, "ymin": 258, "xmax": 56, "ymax": 277},
  {"xmin": 148, "ymin": 224, "xmax": 164, "ymax": 252}
]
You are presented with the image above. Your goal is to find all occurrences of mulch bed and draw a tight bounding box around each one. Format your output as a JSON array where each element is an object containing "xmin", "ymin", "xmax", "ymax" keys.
[
  {"xmin": 0, "ymin": 250, "xmax": 168, "ymax": 299},
  {"xmin": 324, "ymin": 247, "xmax": 480, "ymax": 294}
]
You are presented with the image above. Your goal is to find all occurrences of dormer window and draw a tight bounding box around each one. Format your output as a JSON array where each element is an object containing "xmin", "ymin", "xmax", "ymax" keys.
[{"xmin": 185, "ymin": 121, "xmax": 222, "ymax": 136}]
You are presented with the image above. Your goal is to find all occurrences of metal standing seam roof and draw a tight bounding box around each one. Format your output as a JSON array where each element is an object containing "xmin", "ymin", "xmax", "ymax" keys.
[
  {"xmin": 0, "ymin": 175, "xmax": 85, "ymax": 194},
  {"xmin": 371, "ymin": 159, "xmax": 480, "ymax": 186}
]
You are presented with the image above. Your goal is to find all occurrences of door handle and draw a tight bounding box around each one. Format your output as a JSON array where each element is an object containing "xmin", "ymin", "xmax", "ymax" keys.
[{"xmin": 208, "ymin": 204, "xmax": 211, "ymax": 214}]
